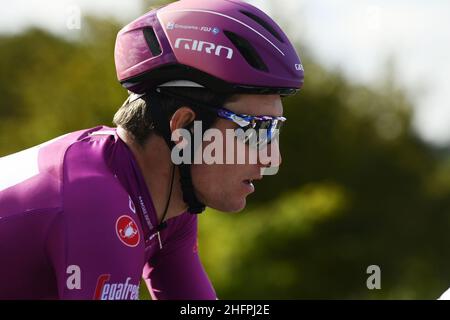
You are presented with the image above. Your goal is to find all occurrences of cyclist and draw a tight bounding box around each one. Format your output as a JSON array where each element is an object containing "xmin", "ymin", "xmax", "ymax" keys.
[{"xmin": 0, "ymin": 0, "xmax": 303, "ymax": 299}]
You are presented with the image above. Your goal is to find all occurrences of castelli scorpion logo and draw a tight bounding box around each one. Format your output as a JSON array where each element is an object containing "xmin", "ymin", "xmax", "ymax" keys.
[{"xmin": 115, "ymin": 215, "xmax": 140, "ymax": 247}]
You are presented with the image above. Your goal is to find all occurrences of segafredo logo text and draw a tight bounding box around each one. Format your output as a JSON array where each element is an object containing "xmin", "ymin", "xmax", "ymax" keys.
[
  {"xmin": 174, "ymin": 38, "xmax": 234, "ymax": 60},
  {"xmin": 93, "ymin": 274, "xmax": 139, "ymax": 300}
]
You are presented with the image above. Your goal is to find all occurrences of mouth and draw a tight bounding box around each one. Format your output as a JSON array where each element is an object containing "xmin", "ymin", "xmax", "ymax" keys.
[
  {"xmin": 242, "ymin": 176, "xmax": 262, "ymax": 193},
  {"xmin": 243, "ymin": 179, "xmax": 253, "ymax": 185},
  {"xmin": 242, "ymin": 179, "xmax": 255, "ymax": 194}
]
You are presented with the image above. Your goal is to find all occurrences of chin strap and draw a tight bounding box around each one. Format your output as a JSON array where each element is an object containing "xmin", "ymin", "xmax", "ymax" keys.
[{"xmin": 145, "ymin": 90, "xmax": 205, "ymax": 214}]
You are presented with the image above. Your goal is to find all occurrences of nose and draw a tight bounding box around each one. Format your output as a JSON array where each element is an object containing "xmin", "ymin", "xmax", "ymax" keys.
[{"xmin": 258, "ymin": 138, "xmax": 282, "ymax": 168}]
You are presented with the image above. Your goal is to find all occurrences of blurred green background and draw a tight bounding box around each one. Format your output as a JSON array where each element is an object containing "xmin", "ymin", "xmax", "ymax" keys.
[{"xmin": 1, "ymin": 0, "xmax": 450, "ymax": 299}]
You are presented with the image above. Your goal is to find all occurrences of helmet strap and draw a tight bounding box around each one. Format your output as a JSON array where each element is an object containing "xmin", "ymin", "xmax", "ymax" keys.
[{"xmin": 145, "ymin": 91, "xmax": 205, "ymax": 215}]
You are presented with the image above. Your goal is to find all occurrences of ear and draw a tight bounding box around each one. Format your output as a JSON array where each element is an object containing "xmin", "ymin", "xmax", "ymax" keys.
[{"xmin": 169, "ymin": 107, "xmax": 196, "ymax": 133}]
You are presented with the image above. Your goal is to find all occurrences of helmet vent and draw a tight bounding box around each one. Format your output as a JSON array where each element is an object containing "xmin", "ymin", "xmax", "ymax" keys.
[
  {"xmin": 224, "ymin": 30, "xmax": 268, "ymax": 72},
  {"xmin": 143, "ymin": 27, "xmax": 162, "ymax": 57},
  {"xmin": 239, "ymin": 10, "xmax": 285, "ymax": 43}
]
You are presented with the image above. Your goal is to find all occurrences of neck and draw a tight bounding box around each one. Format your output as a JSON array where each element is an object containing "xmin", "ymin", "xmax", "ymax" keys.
[{"xmin": 117, "ymin": 127, "xmax": 188, "ymax": 225}]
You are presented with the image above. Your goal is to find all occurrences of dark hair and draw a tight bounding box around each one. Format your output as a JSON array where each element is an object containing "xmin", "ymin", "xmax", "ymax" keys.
[{"xmin": 113, "ymin": 87, "xmax": 235, "ymax": 146}]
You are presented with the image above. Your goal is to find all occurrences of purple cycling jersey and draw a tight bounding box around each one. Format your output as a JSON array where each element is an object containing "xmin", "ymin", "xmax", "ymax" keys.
[{"xmin": 0, "ymin": 126, "xmax": 216, "ymax": 300}]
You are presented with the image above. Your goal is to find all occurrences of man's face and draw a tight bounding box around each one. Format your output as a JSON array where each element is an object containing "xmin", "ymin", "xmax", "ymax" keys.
[{"xmin": 191, "ymin": 94, "xmax": 284, "ymax": 212}]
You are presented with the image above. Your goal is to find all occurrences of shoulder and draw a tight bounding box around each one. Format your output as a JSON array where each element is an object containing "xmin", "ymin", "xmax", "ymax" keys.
[
  {"xmin": 0, "ymin": 127, "xmax": 109, "ymax": 216},
  {"xmin": 62, "ymin": 127, "xmax": 127, "ymax": 206},
  {"xmin": 60, "ymin": 128, "xmax": 138, "ymax": 238},
  {"xmin": 63, "ymin": 127, "xmax": 118, "ymax": 182}
]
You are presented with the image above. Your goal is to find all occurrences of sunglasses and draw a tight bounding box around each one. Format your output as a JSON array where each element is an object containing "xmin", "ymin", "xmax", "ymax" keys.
[
  {"xmin": 216, "ymin": 107, "xmax": 286, "ymax": 148},
  {"xmin": 150, "ymin": 89, "xmax": 286, "ymax": 147}
]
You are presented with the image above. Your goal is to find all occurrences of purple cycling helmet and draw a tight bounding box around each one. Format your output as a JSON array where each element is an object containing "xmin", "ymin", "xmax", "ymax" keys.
[
  {"xmin": 114, "ymin": 0, "xmax": 304, "ymax": 216},
  {"xmin": 115, "ymin": 0, "xmax": 304, "ymax": 95}
]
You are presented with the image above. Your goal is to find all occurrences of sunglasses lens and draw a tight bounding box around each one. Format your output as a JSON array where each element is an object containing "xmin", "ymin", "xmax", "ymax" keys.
[
  {"xmin": 255, "ymin": 120, "xmax": 272, "ymax": 131},
  {"xmin": 235, "ymin": 128, "xmax": 257, "ymax": 145},
  {"xmin": 235, "ymin": 120, "xmax": 283, "ymax": 148}
]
